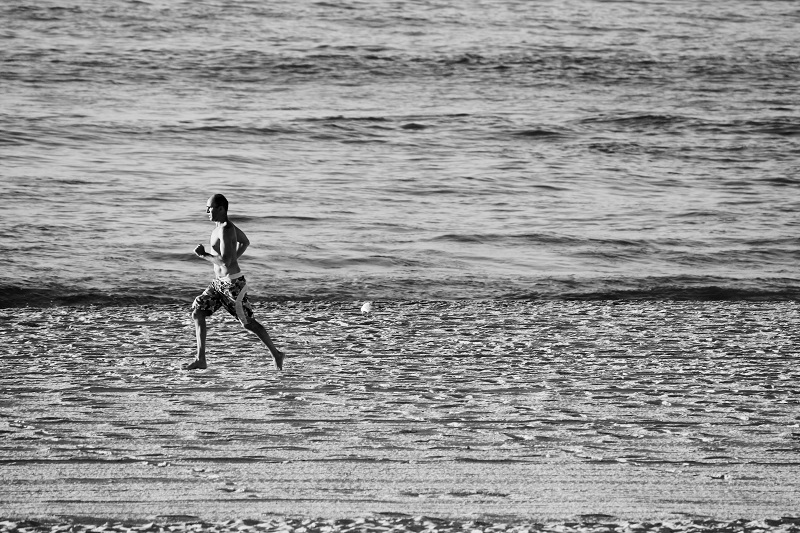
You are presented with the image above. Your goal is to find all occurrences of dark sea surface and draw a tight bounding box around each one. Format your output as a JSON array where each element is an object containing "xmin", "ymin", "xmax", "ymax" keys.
[{"xmin": 2, "ymin": 0, "xmax": 799, "ymax": 306}]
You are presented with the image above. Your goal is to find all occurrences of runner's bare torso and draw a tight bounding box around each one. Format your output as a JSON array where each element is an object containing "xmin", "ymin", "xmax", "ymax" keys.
[{"xmin": 208, "ymin": 221, "xmax": 250, "ymax": 279}]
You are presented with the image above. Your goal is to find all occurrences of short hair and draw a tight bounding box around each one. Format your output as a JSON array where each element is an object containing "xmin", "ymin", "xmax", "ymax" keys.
[{"xmin": 211, "ymin": 193, "xmax": 228, "ymax": 211}]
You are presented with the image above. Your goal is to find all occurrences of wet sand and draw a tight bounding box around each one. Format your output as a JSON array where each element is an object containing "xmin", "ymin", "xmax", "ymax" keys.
[{"xmin": 1, "ymin": 300, "xmax": 799, "ymax": 528}]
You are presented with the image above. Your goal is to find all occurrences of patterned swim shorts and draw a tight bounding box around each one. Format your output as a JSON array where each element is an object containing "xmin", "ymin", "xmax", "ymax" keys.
[{"xmin": 192, "ymin": 274, "xmax": 255, "ymax": 325}]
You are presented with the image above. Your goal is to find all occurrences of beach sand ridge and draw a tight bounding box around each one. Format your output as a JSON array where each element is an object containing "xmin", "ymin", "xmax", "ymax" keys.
[{"xmin": 1, "ymin": 301, "xmax": 798, "ymax": 524}]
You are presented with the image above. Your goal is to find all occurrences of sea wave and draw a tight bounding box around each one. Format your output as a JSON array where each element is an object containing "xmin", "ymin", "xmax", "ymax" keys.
[
  {"xmin": 2, "ymin": 276, "xmax": 798, "ymax": 308},
  {"xmin": 6, "ymin": 49, "xmax": 798, "ymax": 85}
]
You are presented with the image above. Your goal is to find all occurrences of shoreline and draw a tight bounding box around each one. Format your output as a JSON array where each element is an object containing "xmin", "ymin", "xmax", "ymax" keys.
[
  {"xmin": 1, "ymin": 300, "xmax": 798, "ymax": 525},
  {"xmin": 2, "ymin": 277, "xmax": 799, "ymax": 309}
]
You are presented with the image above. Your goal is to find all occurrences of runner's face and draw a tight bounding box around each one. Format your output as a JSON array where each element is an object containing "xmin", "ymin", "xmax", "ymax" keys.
[{"xmin": 206, "ymin": 202, "xmax": 221, "ymax": 221}]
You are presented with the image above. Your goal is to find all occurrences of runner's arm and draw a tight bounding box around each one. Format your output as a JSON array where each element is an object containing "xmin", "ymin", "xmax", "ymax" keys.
[{"xmin": 235, "ymin": 226, "xmax": 250, "ymax": 258}]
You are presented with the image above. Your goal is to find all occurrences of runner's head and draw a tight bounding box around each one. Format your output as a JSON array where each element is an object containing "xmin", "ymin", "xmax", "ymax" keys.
[
  {"xmin": 210, "ymin": 193, "xmax": 228, "ymax": 212},
  {"xmin": 206, "ymin": 194, "xmax": 229, "ymax": 222}
]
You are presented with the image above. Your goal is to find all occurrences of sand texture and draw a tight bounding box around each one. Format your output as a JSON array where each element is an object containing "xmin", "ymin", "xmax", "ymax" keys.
[{"xmin": 1, "ymin": 300, "xmax": 799, "ymax": 526}]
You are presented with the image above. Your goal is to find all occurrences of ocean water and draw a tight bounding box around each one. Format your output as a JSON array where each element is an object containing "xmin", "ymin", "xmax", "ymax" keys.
[{"xmin": 2, "ymin": 0, "xmax": 799, "ymax": 306}]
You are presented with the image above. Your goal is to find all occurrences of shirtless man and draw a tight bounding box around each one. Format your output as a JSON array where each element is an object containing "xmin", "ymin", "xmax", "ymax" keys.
[{"xmin": 186, "ymin": 193, "xmax": 284, "ymax": 370}]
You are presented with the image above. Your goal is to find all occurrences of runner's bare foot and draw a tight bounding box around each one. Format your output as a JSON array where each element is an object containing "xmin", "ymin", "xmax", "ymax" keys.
[
  {"xmin": 184, "ymin": 359, "xmax": 207, "ymax": 370},
  {"xmin": 272, "ymin": 350, "xmax": 284, "ymax": 371}
]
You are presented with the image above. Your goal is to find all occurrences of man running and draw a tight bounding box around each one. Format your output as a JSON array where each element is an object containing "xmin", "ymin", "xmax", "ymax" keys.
[{"xmin": 186, "ymin": 193, "xmax": 284, "ymax": 370}]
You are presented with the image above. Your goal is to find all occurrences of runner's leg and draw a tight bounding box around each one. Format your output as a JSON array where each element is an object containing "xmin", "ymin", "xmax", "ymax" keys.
[
  {"xmin": 244, "ymin": 320, "xmax": 285, "ymax": 370},
  {"xmin": 188, "ymin": 308, "xmax": 209, "ymax": 369}
]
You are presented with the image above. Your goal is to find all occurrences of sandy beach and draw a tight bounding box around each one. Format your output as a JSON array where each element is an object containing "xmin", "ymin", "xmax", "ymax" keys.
[{"xmin": 1, "ymin": 300, "xmax": 799, "ymax": 529}]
